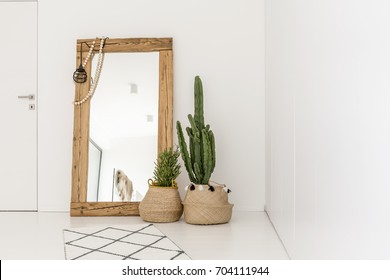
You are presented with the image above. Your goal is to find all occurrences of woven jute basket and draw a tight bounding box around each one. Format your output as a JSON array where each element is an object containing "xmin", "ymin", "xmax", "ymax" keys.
[
  {"xmin": 182, "ymin": 183, "xmax": 233, "ymax": 225},
  {"xmin": 139, "ymin": 180, "xmax": 183, "ymax": 223}
]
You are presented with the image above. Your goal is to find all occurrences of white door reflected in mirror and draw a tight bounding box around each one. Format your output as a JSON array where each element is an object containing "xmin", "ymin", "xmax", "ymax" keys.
[{"xmin": 87, "ymin": 52, "xmax": 159, "ymax": 202}]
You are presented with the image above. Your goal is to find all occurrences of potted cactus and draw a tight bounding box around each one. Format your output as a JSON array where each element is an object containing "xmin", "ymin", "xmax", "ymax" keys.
[
  {"xmin": 139, "ymin": 147, "xmax": 183, "ymax": 223},
  {"xmin": 176, "ymin": 76, "xmax": 233, "ymax": 225}
]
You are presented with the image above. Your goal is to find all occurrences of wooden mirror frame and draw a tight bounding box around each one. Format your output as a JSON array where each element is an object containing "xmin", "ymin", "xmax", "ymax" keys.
[{"xmin": 71, "ymin": 38, "xmax": 173, "ymax": 216}]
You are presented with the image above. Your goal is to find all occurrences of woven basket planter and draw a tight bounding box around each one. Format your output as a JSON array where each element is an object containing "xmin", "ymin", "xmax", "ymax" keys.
[
  {"xmin": 182, "ymin": 183, "xmax": 233, "ymax": 225},
  {"xmin": 139, "ymin": 183, "xmax": 183, "ymax": 223}
]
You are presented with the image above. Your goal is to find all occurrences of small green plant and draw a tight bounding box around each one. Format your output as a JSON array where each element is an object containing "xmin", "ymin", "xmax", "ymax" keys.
[
  {"xmin": 152, "ymin": 147, "xmax": 181, "ymax": 187},
  {"xmin": 176, "ymin": 76, "xmax": 216, "ymax": 185}
]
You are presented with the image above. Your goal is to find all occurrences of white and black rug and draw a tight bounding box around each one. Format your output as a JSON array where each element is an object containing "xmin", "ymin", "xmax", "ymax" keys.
[{"xmin": 63, "ymin": 224, "xmax": 190, "ymax": 260}]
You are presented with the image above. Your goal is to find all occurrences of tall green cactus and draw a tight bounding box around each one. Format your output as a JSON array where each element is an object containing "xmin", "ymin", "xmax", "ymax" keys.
[{"xmin": 176, "ymin": 76, "xmax": 216, "ymax": 184}]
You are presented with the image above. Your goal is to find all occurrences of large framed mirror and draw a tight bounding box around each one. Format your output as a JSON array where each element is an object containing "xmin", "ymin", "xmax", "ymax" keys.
[{"xmin": 71, "ymin": 38, "xmax": 173, "ymax": 216}]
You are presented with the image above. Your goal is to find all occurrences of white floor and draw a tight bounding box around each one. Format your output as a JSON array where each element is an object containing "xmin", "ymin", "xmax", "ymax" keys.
[{"xmin": 0, "ymin": 211, "xmax": 289, "ymax": 260}]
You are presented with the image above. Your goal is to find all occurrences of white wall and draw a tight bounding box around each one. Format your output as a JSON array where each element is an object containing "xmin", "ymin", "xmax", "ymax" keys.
[
  {"xmin": 37, "ymin": 0, "xmax": 265, "ymax": 211},
  {"xmin": 266, "ymin": 0, "xmax": 390, "ymax": 259}
]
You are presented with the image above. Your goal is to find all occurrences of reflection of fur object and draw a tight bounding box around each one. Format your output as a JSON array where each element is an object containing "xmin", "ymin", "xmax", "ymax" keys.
[{"xmin": 115, "ymin": 170, "xmax": 133, "ymax": 202}]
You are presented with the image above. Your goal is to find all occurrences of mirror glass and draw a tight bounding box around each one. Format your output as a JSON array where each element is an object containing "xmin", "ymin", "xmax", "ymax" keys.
[{"xmin": 87, "ymin": 52, "xmax": 159, "ymax": 202}]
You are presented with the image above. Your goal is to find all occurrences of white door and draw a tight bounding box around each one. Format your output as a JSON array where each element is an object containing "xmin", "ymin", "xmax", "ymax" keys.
[{"xmin": 0, "ymin": 2, "xmax": 37, "ymax": 210}]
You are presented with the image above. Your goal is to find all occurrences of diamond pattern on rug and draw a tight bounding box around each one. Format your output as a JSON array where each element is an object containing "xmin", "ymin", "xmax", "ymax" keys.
[{"xmin": 63, "ymin": 224, "xmax": 191, "ymax": 260}]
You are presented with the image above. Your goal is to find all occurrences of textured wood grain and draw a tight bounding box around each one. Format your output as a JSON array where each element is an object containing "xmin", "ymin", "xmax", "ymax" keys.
[
  {"xmin": 71, "ymin": 52, "xmax": 91, "ymax": 203},
  {"xmin": 77, "ymin": 38, "xmax": 172, "ymax": 53},
  {"xmin": 158, "ymin": 50, "xmax": 174, "ymax": 153},
  {"xmin": 71, "ymin": 202, "xmax": 140, "ymax": 216}
]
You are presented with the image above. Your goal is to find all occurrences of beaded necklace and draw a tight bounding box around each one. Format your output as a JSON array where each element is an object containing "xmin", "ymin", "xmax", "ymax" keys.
[{"xmin": 74, "ymin": 37, "xmax": 107, "ymax": 105}]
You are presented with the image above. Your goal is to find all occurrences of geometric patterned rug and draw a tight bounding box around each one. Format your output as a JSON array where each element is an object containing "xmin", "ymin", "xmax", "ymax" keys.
[{"xmin": 63, "ymin": 224, "xmax": 191, "ymax": 260}]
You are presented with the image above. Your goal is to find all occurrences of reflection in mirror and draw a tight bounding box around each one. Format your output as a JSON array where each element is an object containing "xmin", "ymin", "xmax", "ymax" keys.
[
  {"xmin": 87, "ymin": 52, "xmax": 159, "ymax": 202},
  {"xmin": 87, "ymin": 139, "xmax": 102, "ymax": 201}
]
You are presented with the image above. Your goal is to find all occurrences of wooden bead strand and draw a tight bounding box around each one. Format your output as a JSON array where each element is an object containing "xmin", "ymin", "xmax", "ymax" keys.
[{"xmin": 74, "ymin": 37, "xmax": 107, "ymax": 106}]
